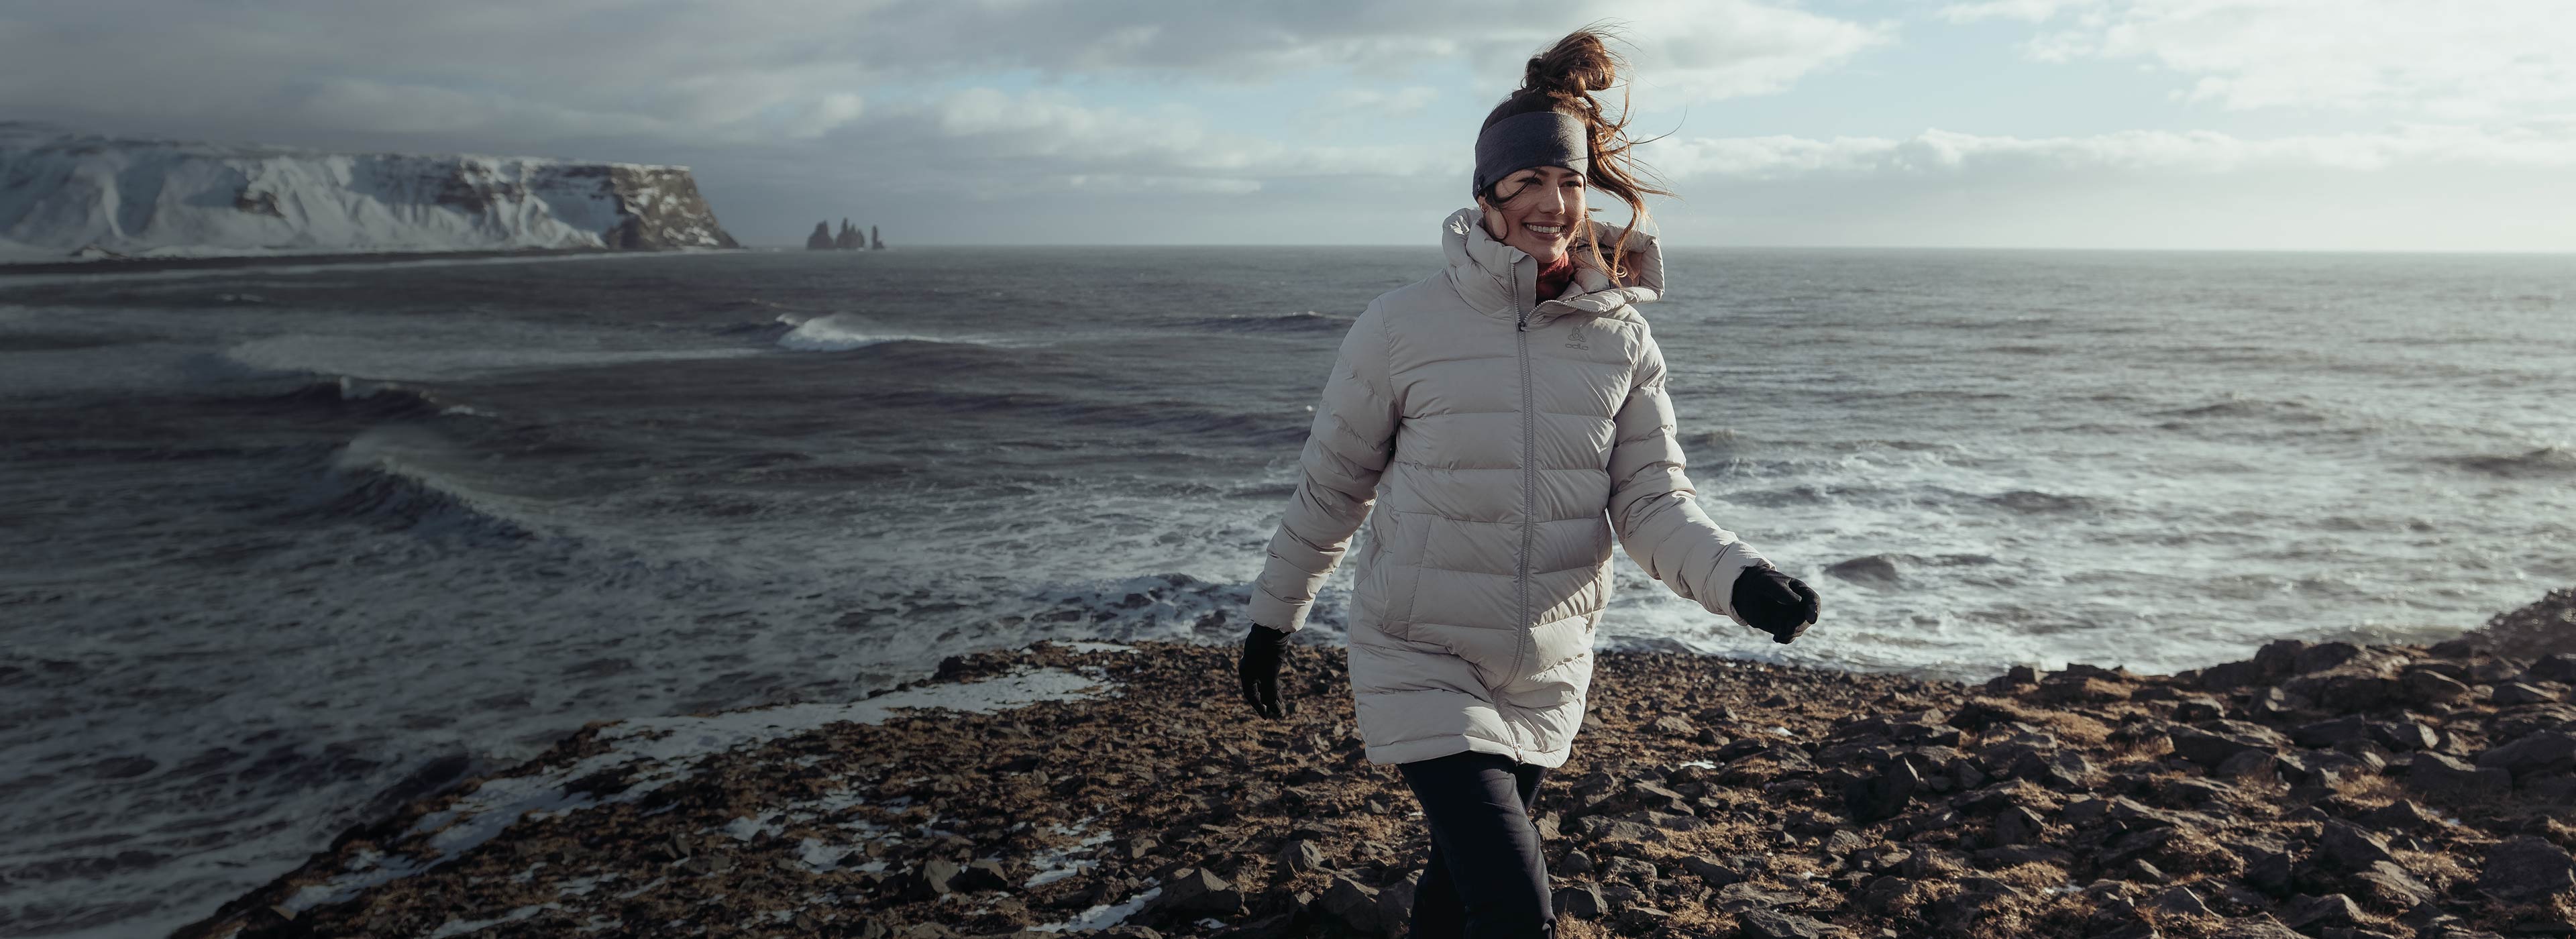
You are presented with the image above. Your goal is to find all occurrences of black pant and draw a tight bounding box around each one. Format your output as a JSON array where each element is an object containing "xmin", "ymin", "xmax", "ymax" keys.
[{"xmin": 1397, "ymin": 751, "xmax": 1552, "ymax": 939}]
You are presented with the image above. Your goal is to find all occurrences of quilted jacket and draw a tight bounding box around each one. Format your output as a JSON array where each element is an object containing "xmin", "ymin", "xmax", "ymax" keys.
[{"xmin": 1248, "ymin": 207, "xmax": 1774, "ymax": 767}]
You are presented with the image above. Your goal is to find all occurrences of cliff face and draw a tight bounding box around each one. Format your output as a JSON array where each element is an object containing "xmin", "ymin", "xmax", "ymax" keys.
[{"xmin": 0, "ymin": 123, "xmax": 737, "ymax": 258}]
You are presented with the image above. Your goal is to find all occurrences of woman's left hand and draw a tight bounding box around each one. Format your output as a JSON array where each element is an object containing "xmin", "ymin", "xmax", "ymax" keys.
[{"xmin": 1730, "ymin": 564, "xmax": 1819, "ymax": 644}]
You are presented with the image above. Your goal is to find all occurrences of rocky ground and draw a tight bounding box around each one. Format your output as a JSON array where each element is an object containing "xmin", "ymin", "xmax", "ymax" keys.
[{"xmin": 178, "ymin": 591, "xmax": 2576, "ymax": 939}]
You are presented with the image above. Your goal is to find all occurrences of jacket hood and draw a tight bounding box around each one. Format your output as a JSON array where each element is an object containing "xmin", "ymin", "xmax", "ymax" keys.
[{"xmin": 1440, "ymin": 206, "xmax": 1664, "ymax": 327}]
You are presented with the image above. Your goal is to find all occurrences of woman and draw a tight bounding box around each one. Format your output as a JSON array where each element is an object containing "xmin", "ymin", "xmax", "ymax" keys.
[{"xmin": 1236, "ymin": 29, "xmax": 1821, "ymax": 939}]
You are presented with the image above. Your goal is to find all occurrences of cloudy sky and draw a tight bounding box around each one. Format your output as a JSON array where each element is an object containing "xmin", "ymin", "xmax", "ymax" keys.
[{"xmin": 6, "ymin": 0, "xmax": 2572, "ymax": 250}]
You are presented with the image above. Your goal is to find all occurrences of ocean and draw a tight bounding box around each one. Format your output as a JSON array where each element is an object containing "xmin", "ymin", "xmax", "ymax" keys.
[{"xmin": 1, "ymin": 245, "xmax": 2569, "ymax": 936}]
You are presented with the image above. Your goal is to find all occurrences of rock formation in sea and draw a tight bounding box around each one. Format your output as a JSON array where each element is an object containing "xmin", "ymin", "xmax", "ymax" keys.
[
  {"xmin": 807, "ymin": 222, "xmax": 836, "ymax": 251},
  {"xmin": 173, "ymin": 587, "xmax": 2576, "ymax": 938},
  {"xmin": 871, "ymin": 224, "xmax": 885, "ymax": 250},
  {"xmin": 835, "ymin": 219, "xmax": 863, "ymax": 250},
  {"xmin": 0, "ymin": 121, "xmax": 739, "ymax": 258}
]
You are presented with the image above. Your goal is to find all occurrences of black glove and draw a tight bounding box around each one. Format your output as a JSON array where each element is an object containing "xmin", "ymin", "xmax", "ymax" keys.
[
  {"xmin": 1238, "ymin": 624, "xmax": 1293, "ymax": 719},
  {"xmin": 1730, "ymin": 563, "xmax": 1819, "ymax": 644}
]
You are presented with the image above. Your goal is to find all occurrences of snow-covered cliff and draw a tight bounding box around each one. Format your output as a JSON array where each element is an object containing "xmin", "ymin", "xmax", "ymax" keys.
[{"xmin": 0, "ymin": 123, "xmax": 738, "ymax": 260}]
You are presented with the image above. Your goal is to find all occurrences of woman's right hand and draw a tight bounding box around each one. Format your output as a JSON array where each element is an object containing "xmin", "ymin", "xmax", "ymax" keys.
[
  {"xmin": 1730, "ymin": 564, "xmax": 1819, "ymax": 643},
  {"xmin": 1238, "ymin": 624, "xmax": 1294, "ymax": 719}
]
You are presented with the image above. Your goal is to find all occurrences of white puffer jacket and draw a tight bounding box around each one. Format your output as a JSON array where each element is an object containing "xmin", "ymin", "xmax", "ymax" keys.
[{"xmin": 1250, "ymin": 207, "xmax": 1773, "ymax": 768}]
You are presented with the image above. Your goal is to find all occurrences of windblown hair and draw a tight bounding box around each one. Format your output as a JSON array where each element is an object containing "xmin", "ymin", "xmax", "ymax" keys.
[{"xmin": 1480, "ymin": 26, "xmax": 1670, "ymax": 283}]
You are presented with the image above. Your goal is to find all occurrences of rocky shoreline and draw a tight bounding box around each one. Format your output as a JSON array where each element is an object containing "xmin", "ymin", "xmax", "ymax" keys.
[{"xmin": 179, "ymin": 590, "xmax": 2576, "ymax": 938}]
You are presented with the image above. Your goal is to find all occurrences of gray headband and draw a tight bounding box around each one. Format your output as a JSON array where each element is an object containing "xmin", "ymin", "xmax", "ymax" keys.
[{"xmin": 1472, "ymin": 110, "xmax": 1590, "ymax": 200}]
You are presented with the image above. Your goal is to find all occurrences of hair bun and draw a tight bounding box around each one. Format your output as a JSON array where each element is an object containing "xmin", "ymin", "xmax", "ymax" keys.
[{"xmin": 1521, "ymin": 31, "xmax": 1619, "ymax": 97}]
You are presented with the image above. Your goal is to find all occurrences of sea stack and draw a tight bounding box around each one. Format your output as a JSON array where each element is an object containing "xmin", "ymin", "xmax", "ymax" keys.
[
  {"xmin": 804, "ymin": 222, "xmax": 833, "ymax": 250},
  {"xmin": 870, "ymin": 225, "xmax": 885, "ymax": 250},
  {"xmin": 834, "ymin": 219, "xmax": 862, "ymax": 250}
]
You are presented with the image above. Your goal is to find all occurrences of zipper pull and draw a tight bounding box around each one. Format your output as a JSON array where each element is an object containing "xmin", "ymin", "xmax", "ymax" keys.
[{"xmin": 1516, "ymin": 317, "xmax": 1527, "ymax": 332}]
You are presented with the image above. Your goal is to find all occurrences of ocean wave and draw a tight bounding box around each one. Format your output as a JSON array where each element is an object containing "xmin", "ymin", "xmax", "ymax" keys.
[
  {"xmin": 2445, "ymin": 444, "xmax": 2576, "ymax": 478},
  {"xmin": 278, "ymin": 427, "xmax": 540, "ymax": 541},
  {"xmin": 2151, "ymin": 394, "xmax": 2330, "ymax": 425},
  {"xmin": 267, "ymin": 376, "xmax": 468, "ymax": 421},
  {"xmin": 1984, "ymin": 490, "xmax": 2096, "ymax": 514},
  {"xmin": 775, "ymin": 314, "xmax": 1018, "ymax": 352},
  {"xmin": 1179, "ymin": 311, "xmax": 1355, "ymax": 334}
]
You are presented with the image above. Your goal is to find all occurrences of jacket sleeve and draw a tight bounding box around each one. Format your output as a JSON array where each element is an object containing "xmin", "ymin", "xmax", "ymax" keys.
[
  {"xmin": 1605, "ymin": 323, "xmax": 1772, "ymax": 632},
  {"xmin": 1248, "ymin": 304, "xmax": 1401, "ymax": 633}
]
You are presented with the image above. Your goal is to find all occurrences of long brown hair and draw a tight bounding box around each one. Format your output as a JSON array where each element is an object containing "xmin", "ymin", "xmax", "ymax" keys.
[{"xmin": 1480, "ymin": 25, "xmax": 1670, "ymax": 284}]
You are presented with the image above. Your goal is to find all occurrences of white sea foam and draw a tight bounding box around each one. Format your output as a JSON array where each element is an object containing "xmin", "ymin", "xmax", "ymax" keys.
[
  {"xmin": 775, "ymin": 313, "xmax": 1035, "ymax": 351},
  {"xmin": 281, "ymin": 667, "xmax": 1111, "ymax": 914}
]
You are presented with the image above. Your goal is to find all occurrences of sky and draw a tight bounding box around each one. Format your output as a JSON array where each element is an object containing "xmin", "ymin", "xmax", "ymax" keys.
[{"xmin": 4, "ymin": 0, "xmax": 2573, "ymax": 250}]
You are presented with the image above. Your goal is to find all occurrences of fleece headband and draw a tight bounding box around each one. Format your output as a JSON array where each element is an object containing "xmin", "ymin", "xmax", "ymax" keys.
[{"xmin": 1472, "ymin": 110, "xmax": 1591, "ymax": 200}]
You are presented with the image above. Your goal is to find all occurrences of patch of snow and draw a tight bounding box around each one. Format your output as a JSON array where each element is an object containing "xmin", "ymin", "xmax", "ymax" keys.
[
  {"xmin": 1034, "ymin": 886, "xmax": 1162, "ymax": 933},
  {"xmin": 426, "ymin": 903, "xmax": 560, "ymax": 938}
]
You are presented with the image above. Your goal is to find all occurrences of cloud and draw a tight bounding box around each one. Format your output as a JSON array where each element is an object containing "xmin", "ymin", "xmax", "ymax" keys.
[
  {"xmin": 1647, "ymin": 123, "xmax": 2576, "ymax": 180},
  {"xmin": 0, "ymin": 1, "xmax": 1891, "ymax": 148},
  {"xmin": 1953, "ymin": 0, "xmax": 2576, "ymax": 119}
]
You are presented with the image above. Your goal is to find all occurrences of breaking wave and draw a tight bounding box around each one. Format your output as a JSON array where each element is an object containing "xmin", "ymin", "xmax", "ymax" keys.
[{"xmin": 1180, "ymin": 311, "xmax": 1355, "ymax": 334}]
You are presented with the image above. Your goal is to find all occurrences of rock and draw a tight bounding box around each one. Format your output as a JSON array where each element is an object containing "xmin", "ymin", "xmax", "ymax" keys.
[
  {"xmin": 957, "ymin": 859, "xmax": 1010, "ymax": 892},
  {"xmin": 2212, "ymin": 916, "xmax": 2307, "ymax": 938},
  {"xmin": 1552, "ymin": 882, "xmax": 1605, "ymax": 919},
  {"xmin": 2359, "ymin": 799, "xmax": 2445, "ymax": 831},
  {"xmin": 2369, "ymin": 721, "xmax": 2438, "ymax": 752},
  {"xmin": 2295, "ymin": 643, "xmax": 2365, "ymax": 673},
  {"xmin": 2316, "ymin": 821, "xmax": 2397, "ymax": 871},
  {"xmin": 1650, "ymin": 715, "xmax": 1696, "ymax": 736},
  {"xmin": 2491, "ymin": 683, "xmax": 2558, "ymax": 706},
  {"xmin": 2217, "ymin": 748, "xmax": 2290, "ymax": 782},
  {"xmin": 1973, "ymin": 844, "xmax": 2073, "ymax": 867},
  {"xmin": 2404, "ymin": 751, "xmax": 2512, "ymax": 798},
  {"xmin": 1680, "ymin": 855, "xmax": 1748, "ymax": 887},
  {"xmin": 1737, "ymin": 909, "xmax": 1832, "ymax": 938},
  {"xmin": 2175, "ymin": 696, "xmax": 2228, "ymax": 722},
  {"xmin": 916, "ymin": 857, "xmax": 963, "ymax": 895},
  {"xmin": 2534, "ymin": 653, "xmax": 2576, "ymax": 683},
  {"xmin": 1603, "ymin": 856, "xmax": 1659, "ymax": 883},
  {"xmin": 1573, "ymin": 815, "xmax": 1661, "ymax": 844},
  {"xmin": 1277, "ymin": 839, "xmax": 1325, "ymax": 875},
  {"xmin": 1375, "ymin": 871, "xmax": 1417, "ymax": 930},
  {"xmin": 2477, "ymin": 836, "xmax": 2576, "ymax": 902},
  {"xmin": 2403, "ymin": 668, "xmax": 2473, "ymax": 704},
  {"xmin": 2145, "ymin": 885, "xmax": 2211, "ymax": 918},
  {"xmin": 2474, "ymin": 730, "xmax": 2576, "ymax": 777},
  {"xmin": 2285, "ymin": 893, "xmax": 2365, "ymax": 929},
  {"xmin": 2353, "ymin": 860, "xmax": 2436, "ymax": 909},
  {"xmin": 1315, "ymin": 877, "xmax": 1382, "ymax": 936},
  {"xmin": 2169, "ymin": 722, "xmax": 2290, "ymax": 769},
  {"xmin": 1717, "ymin": 882, "xmax": 1805, "ymax": 908},
  {"xmin": 1844, "ymin": 751, "xmax": 1927, "ymax": 818},
  {"xmin": 2293, "ymin": 716, "xmax": 2374, "ymax": 749},
  {"xmin": 2201, "ymin": 660, "xmax": 2267, "ymax": 692},
  {"xmin": 1148, "ymin": 867, "xmax": 1242, "ymax": 916}
]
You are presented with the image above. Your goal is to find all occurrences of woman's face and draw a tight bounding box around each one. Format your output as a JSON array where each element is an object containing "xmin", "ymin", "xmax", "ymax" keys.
[{"xmin": 1479, "ymin": 165, "xmax": 1587, "ymax": 264}]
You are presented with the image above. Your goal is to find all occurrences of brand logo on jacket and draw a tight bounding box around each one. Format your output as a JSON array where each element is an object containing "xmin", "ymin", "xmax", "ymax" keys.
[{"xmin": 1564, "ymin": 323, "xmax": 1591, "ymax": 351}]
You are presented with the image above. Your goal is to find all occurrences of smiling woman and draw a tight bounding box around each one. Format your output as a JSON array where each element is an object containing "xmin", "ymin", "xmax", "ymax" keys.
[{"xmin": 1237, "ymin": 25, "xmax": 1821, "ymax": 939}]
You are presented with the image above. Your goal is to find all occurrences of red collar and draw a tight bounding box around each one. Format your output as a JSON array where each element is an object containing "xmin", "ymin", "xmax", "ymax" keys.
[{"xmin": 1534, "ymin": 252, "xmax": 1578, "ymax": 304}]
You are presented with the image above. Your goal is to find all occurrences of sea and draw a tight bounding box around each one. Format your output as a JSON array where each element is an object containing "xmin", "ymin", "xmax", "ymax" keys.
[{"xmin": 1, "ymin": 245, "xmax": 2570, "ymax": 936}]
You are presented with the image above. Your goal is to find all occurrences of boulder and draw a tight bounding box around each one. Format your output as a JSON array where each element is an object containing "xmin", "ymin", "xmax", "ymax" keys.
[
  {"xmin": 2169, "ymin": 722, "xmax": 2291, "ymax": 769},
  {"xmin": 1314, "ymin": 877, "xmax": 1383, "ymax": 936},
  {"xmin": 2404, "ymin": 752, "xmax": 2512, "ymax": 799},
  {"xmin": 1147, "ymin": 867, "xmax": 1242, "ymax": 917},
  {"xmin": 2474, "ymin": 730, "xmax": 2576, "ymax": 777},
  {"xmin": 2477, "ymin": 836, "xmax": 2576, "ymax": 903},
  {"xmin": 1737, "ymin": 909, "xmax": 1832, "ymax": 939}
]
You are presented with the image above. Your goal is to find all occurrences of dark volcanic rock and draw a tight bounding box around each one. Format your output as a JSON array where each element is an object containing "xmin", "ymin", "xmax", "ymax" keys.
[{"xmin": 2477, "ymin": 836, "xmax": 2576, "ymax": 903}]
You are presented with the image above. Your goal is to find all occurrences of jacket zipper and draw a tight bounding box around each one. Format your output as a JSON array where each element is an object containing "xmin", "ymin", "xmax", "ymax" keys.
[{"xmin": 1507, "ymin": 263, "xmax": 1534, "ymax": 738}]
